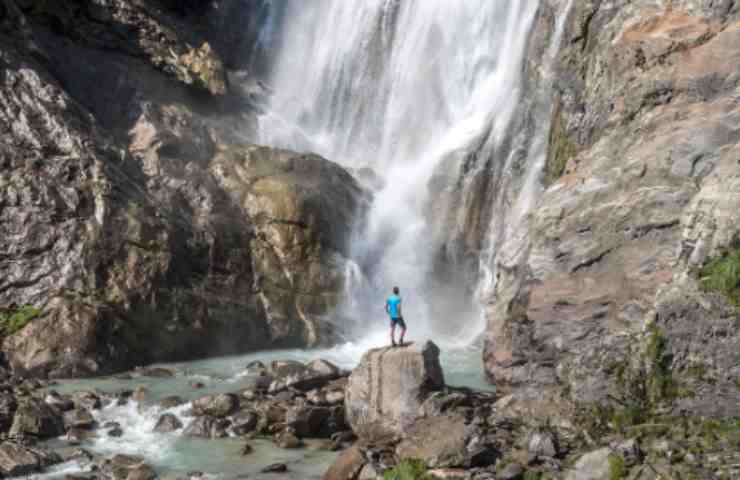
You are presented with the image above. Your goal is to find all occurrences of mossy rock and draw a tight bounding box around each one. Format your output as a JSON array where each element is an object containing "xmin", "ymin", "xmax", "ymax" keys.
[{"xmin": 545, "ymin": 108, "xmax": 577, "ymax": 186}]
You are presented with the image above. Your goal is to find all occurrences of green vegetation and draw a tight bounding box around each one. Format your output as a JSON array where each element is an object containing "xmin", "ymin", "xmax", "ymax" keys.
[
  {"xmin": 0, "ymin": 305, "xmax": 40, "ymax": 335},
  {"xmin": 608, "ymin": 454, "xmax": 627, "ymax": 480},
  {"xmin": 697, "ymin": 246, "xmax": 740, "ymax": 306},
  {"xmin": 545, "ymin": 111, "xmax": 577, "ymax": 186},
  {"xmin": 383, "ymin": 459, "xmax": 433, "ymax": 480}
]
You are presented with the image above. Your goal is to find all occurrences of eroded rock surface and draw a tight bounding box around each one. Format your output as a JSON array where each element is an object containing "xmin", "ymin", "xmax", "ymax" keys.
[
  {"xmin": 485, "ymin": 0, "xmax": 740, "ymax": 422},
  {"xmin": 345, "ymin": 341, "xmax": 445, "ymax": 439}
]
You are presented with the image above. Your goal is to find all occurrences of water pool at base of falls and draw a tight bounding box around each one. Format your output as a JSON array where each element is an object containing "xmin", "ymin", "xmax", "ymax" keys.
[{"xmin": 33, "ymin": 343, "xmax": 492, "ymax": 480}]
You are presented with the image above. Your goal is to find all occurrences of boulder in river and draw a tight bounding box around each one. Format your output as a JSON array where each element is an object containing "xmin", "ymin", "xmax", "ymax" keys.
[
  {"xmin": 154, "ymin": 413, "xmax": 183, "ymax": 433},
  {"xmin": 191, "ymin": 393, "xmax": 239, "ymax": 418},
  {"xmin": 322, "ymin": 445, "xmax": 365, "ymax": 480},
  {"xmin": 344, "ymin": 341, "xmax": 445, "ymax": 438},
  {"xmin": 230, "ymin": 410, "xmax": 259, "ymax": 436},
  {"xmin": 182, "ymin": 416, "xmax": 229, "ymax": 438},
  {"xmin": 268, "ymin": 359, "xmax": 343, "ymax": 393},
  {"xmin": 44, "ymin": 391, "xmax": 74, "ymax": 412},
  {"xmin": 0, "ymin": 442, "xmax": 62, "ymax": 477},
  {"xmin": 64, "ymin": 408, "xmax": 96, "ymax": 430}
]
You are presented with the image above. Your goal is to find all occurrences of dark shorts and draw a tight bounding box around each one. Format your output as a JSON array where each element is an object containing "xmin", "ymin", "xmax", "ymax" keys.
[{"xmin": 390, "ymin": 317, "xmax": 406, "ymax": 329}]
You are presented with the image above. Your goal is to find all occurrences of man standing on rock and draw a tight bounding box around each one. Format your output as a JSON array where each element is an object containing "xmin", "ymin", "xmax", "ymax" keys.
[{"xmin": 385, "ymin": 286, "xmax": 406, "ymax": 347}]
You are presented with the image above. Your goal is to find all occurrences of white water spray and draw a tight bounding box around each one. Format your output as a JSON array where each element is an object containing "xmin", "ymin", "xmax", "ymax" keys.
[{"xmin": 258, "ymin": 1, "xmax": 543, "ymax": 350}]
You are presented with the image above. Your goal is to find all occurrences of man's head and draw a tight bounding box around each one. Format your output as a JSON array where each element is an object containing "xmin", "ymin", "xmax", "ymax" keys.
[{"xmin": 393, "ymin": 286, "xmax": 399, "ymax": 295}]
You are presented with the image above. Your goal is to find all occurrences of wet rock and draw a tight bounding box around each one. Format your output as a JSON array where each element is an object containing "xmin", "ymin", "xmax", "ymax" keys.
[
  {"xmin": 108, "ymin": 426, "xmax": 124, "ymax": 437},
  {"xmin": 261, "ymin": 463, "xmax": 287, "ymax": 473},
  {"xmin": 99, "ymin": 454, "xmax": 155, "ymax": 480},
  {"xmin": 191, "ymin": 383, "xmax": 205, "ymax": 390},
  {"xmin": 132, "ymin": 386, "xmax": 149, "ymax": 403},
  {"xmin": 268, "ymin": 359, "xmax": 342, "ymax": 393},
  {"xmin": 274, "ymin": 430, "xmax": 302, "ymax": 449},
  {"xmin": 245, "ymin": 360, "xmax": 266, "ymax": 372},
  {"xmin": 0, "ymin": 442, "xmax": 62, "ymax": 476},
  {"xmin": 127, "ymin": 463, "xmax": 157, "ymax": 480},
  {"xmin": 240, "ymin": 443, "xmax": 253, "ymax": 456},
  {"xmin": 64, "ymin": 409, "xmax": 96, "ymax": 430},
  {"xmin": 66, "ymin": 427, "xmax": 94, "ymax": 444},
  {"xmin": 285, "ymin": 405, "xmax": 332, "ymax": 438},
  {"xmin": 153, "ymin": 414, "xmax": 183, "ymax": 433},
  {"xmin": 45, "ymin": 391, "xmax": 74, "ymax": 412},
  {"xmin": 158, "ymin": 396, "xmax": 185, "ymax": 409},
  {"xmin": 230, "ymin": 411, "xmax": 259, "ymax": 436},
  {"xmin": 191, "ymin": 394, "xmax": 239, "ymax": 418},
  {"xmin": 138, "ymin": 368, "xmax": 175, "ymax": 378},
  {"xmin": 182, "ymin": 416, "xmax": 229, "ymax": 439},
  {"xmin": 323, "ymin": 446, "xmax": 365, "ymax": 480},
  {"xmin": 345, "ymin": 341, "xmax": 445, "ymax": 438},
  {"xmin": 10, "ymin": 399, "xmax": 65, "ymax": 439},
  {"xmin": 73, "ymin": 392, "xmax": 102, "ymax": 411},
  {"xmin": 564, "ymin": 448, "xmax": 611, "ymax": 480}
]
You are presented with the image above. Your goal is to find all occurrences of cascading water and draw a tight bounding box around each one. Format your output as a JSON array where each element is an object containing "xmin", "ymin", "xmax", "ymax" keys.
[{"xmin": 258, "ymin": 0, "xmax": 542, "ymax": 350}]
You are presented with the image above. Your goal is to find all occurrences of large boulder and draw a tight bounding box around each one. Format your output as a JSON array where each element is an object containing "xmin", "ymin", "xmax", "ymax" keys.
[
  {"xmin": 191, "ymin": 394, "xmax": 239, "ymax": 418},
  {"xmin": 345, "ymin": 341, "xmax": 445, "ymax": 439},
  {"xmin": 0, "ymin": 442, "xmax": 62, "ymax": 477}
]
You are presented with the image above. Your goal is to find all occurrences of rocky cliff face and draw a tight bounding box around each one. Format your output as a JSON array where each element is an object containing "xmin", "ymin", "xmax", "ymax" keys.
[
  {"xmin": 485, "ymin": 0, "xmax": 740, "ymax": 420},
  {"xmin": 0, "ymin": 0, "xmax": 366, "ymax": 378}
]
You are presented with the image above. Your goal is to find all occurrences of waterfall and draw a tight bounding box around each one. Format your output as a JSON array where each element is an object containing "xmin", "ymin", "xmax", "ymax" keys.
[{"xmin": 255, "ymin": 1, "xmax": 550, "ymax": 349}]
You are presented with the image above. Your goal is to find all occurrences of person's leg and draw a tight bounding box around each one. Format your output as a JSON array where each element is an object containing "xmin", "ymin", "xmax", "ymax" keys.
[
  {"xmin": 399, "ymin": 318, "xmax": 406, "ymax": 346},
  {"xmin": 390, "ymin": 321, "xmax": 396, "ymax": 346}
]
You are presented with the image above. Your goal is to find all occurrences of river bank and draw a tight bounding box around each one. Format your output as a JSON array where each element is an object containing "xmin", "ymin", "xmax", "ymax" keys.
[{"xmin": 0, "ymin": 343, "xmax": 490, "ymax": 480}]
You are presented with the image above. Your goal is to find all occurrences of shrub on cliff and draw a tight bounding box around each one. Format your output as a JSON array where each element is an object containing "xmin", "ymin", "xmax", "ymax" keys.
[
  {"xmin": 698, "ymin": 246, "xmax": 740, "ymax": 306},
  {"xmin": 0, "ymin": 306, "xmax": 40, "ymax": 335}
]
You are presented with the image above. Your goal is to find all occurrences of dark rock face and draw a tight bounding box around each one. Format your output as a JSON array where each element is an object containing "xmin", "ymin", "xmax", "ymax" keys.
[
  {"xmin": 9, "ymin": 399, "xmax": 65, "ymax": 439},
  {"xmin": 484, "ymin": 0, "xmax": 740, "ymax": 420},
  {"xmin": 0, "ymin": 0, "xmax": 367, "ymax": 378}
]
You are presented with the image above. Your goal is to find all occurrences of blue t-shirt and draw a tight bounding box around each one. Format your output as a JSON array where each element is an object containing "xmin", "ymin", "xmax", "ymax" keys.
[{"xmin": 386, "ymin": 295, "xmax": 402, "ymax": 319}]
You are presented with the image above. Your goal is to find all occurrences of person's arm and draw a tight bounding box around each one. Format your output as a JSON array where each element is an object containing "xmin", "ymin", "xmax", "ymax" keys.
[
  {"xmin": 385, "ymin": 299, "xmax": 389, "ymax": 314},
  {"xmin": 397, "ymin": 300, "xmax": 402, "ymax": 317}
]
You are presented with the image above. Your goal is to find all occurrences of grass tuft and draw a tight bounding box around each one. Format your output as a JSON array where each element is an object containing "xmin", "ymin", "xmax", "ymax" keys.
[
  {"xmin": 608, "ymin": 454, "xmax": 627, "ymax": 480},
  {"xmin": 698, "ymin": 247, "xmax": 740, "ymax": 306},
  {"xmin": 383, "ymin": 459, "xmax": 434, "ymax": 480}
]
